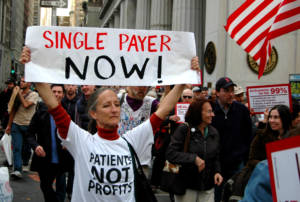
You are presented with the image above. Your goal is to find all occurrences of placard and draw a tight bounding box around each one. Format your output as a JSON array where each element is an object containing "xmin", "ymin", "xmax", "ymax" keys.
[
  {"xmin": 24, "ymin": 26, "xmax": 201, "ymax": 86},
  {"xmin": 266, "ymin": 135, "xmax": 300, "ymax": 202},
  {"xmin": 175, "ymin": 102, "xmax": 190, "ymax": 123},
  {"xmin": 246, "ymin": 84, "xmax": 292, "ymax": 114}
]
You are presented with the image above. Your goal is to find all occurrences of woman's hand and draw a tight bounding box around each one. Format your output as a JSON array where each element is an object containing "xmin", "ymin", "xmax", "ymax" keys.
[
  {"xmin": 191, "ymin": 56, "xmax": 200, "ymax": 72},
  {"xmin": 195, "ymin": 156, "xmax": 205, "ymax": 172},
  {"xmin": 35, "ymin": 145, "xmax": 46, "ymax": 157},
  {"xmin": 169, "ymin": 115, "xmax": 180, "ymax": 122},
  {"xmin": 19, "ymin": 46, "xmax": 31, "ymax": 64},
  {"xmin": 214, "ymin": 173, "xmax": 223, "ymax": 186},
  {"xmin": 263, "ymin": 107, "xmax": 269, "ymax": 123}
]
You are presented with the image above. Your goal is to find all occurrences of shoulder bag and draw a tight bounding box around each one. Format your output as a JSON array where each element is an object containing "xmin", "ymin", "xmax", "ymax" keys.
[
  {"xmin": 124, "ymin": 139, "xmax": 157, "ymax": 202},
  {"xmin": 160, "ymin": 122, "xmax": 191, "ymax": 195}
]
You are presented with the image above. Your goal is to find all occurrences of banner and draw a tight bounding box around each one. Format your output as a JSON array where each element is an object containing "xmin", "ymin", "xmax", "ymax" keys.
[
  {"xmin": 24, "ymin": 26, "xmax": 201, "ymax": 86},
  {"xmin": 246, "ymin": 84, "xmax": 292, "ymax": 114}
]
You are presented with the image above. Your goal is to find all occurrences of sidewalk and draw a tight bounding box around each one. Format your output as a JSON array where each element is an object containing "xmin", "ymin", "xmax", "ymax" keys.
[{"xmin": 0, "ymin": 149, "xmax": 43, "ymax": 202}]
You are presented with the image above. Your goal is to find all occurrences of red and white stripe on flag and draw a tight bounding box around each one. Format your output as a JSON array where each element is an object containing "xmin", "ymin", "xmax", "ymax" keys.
[{"xmin": 224, "ymin": 0, "xmax": 300, "ymax": 79}]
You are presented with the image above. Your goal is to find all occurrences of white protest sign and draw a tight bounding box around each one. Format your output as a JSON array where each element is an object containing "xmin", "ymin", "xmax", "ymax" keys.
[
  {"xmin": 246, "ymin": 84, "xmax": 292, "ymax": 114},
  {"xmin": 266, "ymin": 136, "xmax": 300, "ymax": 202},
  {"xmin": 24, "ymin": 26, "xmax": 201, "ymax": 86},
  {"xmin": 175, "ymin": 103, "xmax": 190, "ymax": 123}
]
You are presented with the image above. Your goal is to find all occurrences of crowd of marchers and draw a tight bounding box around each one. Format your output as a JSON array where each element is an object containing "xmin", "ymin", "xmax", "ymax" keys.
[{"xmin": 0, "ymin": 47, "xmax": 299, "ymax": 202}]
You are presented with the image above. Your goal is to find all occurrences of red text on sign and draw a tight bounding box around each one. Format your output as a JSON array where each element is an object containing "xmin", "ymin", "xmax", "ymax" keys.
[
  {"xmin": 119, "ymin": 34, "xmax": 171, "ymax": 52},
  {"xmin": 43, "ymin": 31, "xmax": 108, "ymax": 50}
]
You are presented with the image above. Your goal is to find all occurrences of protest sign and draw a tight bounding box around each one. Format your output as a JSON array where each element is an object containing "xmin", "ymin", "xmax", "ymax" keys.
[
  {"xmin": 175, "ymin": 102, "xmax": 190, "ymax": 123},
  {"xmin": 246, "ymin": 84, "xmax": 292, "ymax": 114},
  {"xmin": 24, "ymin": 26, "xmax": 201, "ymax": 86},
  {"xmin": 266, "ymin": 135, "xmax": 300, "ymax": 202}
]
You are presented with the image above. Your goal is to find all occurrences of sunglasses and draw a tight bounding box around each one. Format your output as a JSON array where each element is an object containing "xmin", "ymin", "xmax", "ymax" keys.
[{"xmin": 183, "ymin": 96, "xmax": 193, "ymax": 99}]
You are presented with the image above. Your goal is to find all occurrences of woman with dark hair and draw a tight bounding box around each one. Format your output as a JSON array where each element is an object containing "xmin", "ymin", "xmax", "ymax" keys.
[
  {"xmin": 224, "ymin": 104, "xmax": 292, "ymax": 201},
  {"xmin": 20, "ymin": 46, "xmax": 200, "ymax": 202},
  {"xmin": 166, "ymin": 100, "xmax": 223, "ymax": 202},
  {"xmin": 248, "ymin": 104, "xmax": 291, "ymax": 168}
]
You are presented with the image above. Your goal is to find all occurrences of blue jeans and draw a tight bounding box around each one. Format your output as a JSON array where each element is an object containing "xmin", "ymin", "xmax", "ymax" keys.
[{"xmin": 11, "ymin": 123, "xmax": 30, "ymax": 172}]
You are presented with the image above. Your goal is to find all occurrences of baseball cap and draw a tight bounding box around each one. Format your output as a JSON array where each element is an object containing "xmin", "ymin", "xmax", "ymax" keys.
[
  {"xmin": 5, "ymin": 78, "xmax": 15, "ymax": 84},
  {"xmin": 192, "ymin": 86, "xmax": 202, "ymax": 92},
  {"xmin": 234, "ymin": 86, "xmax": 244, "ymax": 95},
  {"xmin": 216, "ymin": 77, "xmax": 236, "ymax": 91}
]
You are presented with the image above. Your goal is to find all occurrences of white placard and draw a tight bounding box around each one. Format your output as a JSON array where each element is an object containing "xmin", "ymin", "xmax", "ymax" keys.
[
  {"xmin": 266, "ymin": 136, "xmax": 300, "ymax": 202},
  {"xmin": 246, "ymin": 84, "xmax": 291, "ymax": 114},
  {"xmin": 24, "ymin": 26, "xmax": 201, "ymax": 86},
  {"xmin": 271, "ymin": 147, "xmax": 300, "ymax": 201},
  {"xmin": 175, "ymin": 103, "xmax": 190, "ymax": 123}
]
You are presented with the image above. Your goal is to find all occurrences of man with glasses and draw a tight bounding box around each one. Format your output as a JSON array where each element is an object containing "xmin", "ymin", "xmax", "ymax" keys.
[
  {"xmin": 181, "ymin": 88, "xmax": 193, "ymax": 103},
  {"xmin": 211, "ymin": 77, "xmax": 252, "ymax": 202}
]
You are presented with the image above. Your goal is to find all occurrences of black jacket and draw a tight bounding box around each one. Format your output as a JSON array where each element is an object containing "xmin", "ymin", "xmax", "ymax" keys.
[
  {"xmin": 26, "ymin": 103, "xmax": 73, "ymax": 172},
  {"xmin": 211, "ymin": 100, "xmax": 253, "ymax": 174},
  {"xmin": 75, "ymin": 95, "xmax": 90, "ymax": 130},
  {"xmin": 61, "ymin": 94, "xmax": 80, "ymax": 121},
  {"xmin": 166, "ymin": 124, "xmax": 221, "ymax": 191}
]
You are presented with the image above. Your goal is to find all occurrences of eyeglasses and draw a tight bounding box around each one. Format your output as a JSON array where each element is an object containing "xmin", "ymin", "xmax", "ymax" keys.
[
  {"xmin": 205, "ymin": 110, "xmax": 214, "ymax": 114},
  {"xmin": 183, "ymin": 96, "xmax": 193, "ymax": 99}
]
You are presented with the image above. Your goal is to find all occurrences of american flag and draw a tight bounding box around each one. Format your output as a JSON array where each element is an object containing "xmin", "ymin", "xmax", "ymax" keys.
[{"xmin": 225, "ymin": 0, "xmax": 300, "ymax": 79}]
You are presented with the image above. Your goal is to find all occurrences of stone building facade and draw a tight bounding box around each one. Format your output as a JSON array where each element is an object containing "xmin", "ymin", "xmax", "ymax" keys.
[
  {"xmin": 96, "ymin": 0, "xmax": 300, "ymax": 89},
  {"xmin": 0, "ymin": 0, "xmax": 35, "ymax": 89}
]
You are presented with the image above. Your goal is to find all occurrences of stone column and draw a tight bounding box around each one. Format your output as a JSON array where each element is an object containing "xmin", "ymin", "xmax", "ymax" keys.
[
  {"xmin": 172, "ymin": 0, "xmax": 205, "ymax": 64},
  {"xmin": 150, "ymin": 0, "xmax": 172, "ymax": 30},
  {"xmin": 120, "ymin": 0, "xmax": 137, "ymax": 29},
  {"xmin": 109, "ymin": 17, "xmax": 114, "ymax": 28},
  {"xmin": 114, "ymin": 12, "xmax": 120, "ymax": 28},
  {"xmin": 135, "ymin": 0, "xmax": 151, "ymax": 29}
]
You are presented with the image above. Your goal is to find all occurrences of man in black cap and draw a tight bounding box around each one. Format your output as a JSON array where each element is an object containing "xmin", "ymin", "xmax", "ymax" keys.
[
  {"xmin": 211, "ymin": 77, "xmax": 252, "ymax": 202},
  {"xmin": 0, "ymin": 78, "xmax": 16, "ymax": 131}
]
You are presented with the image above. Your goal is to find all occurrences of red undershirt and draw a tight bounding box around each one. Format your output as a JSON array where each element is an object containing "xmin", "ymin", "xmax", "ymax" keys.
[{"xmin": 49, "ymin": 104, "xmax": 163, "ymax": 140}]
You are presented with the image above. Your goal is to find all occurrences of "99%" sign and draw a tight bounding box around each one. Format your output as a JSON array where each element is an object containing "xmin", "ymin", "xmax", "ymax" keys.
[{"xmin": 246, "ymin": 84, "xmax": 292, "ymax": 114}]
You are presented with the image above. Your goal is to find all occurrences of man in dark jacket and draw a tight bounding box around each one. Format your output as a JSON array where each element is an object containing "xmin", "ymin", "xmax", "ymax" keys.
[
  {"xmin": 61, "ymin": 84, "xmax": 79, "ymax": 200},
  {"xmin": 0, "ymin": 78, "xmax": 15, "ymax": 130},
  {"xmin": 26, "ymin": 84, "xmax": 73, "ymax": 202},
  {"xmin": 211, "ymin": 77, "xmax": 252, "ymax": 202},
  {"xmin": 75, "ymin": 85, "xmax": 95, "ymax": 130},
  {"xmin": 61, "ymin": 84, "xmax": 80, "ymax": 121}
]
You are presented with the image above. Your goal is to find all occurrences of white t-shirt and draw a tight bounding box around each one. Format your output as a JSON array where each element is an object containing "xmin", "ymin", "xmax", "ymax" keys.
[{"xmin": 59, "ymin": 119, "xmax": 154, "ymax": 202}]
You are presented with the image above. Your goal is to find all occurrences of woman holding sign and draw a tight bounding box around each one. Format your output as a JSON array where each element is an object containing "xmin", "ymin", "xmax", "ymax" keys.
[{"xmin": 20, "ymin": 46, "xmax": 200, "ymax": 202}]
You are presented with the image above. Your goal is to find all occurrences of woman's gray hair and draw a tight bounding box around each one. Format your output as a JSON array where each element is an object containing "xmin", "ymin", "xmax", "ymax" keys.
[
  {"xmin": 86, "ymin": 87, "xmax": 117, "ymax": 134},
  {"xmin": 87, "ymin": 87, "xmax": 116, "ymax": 114}
]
